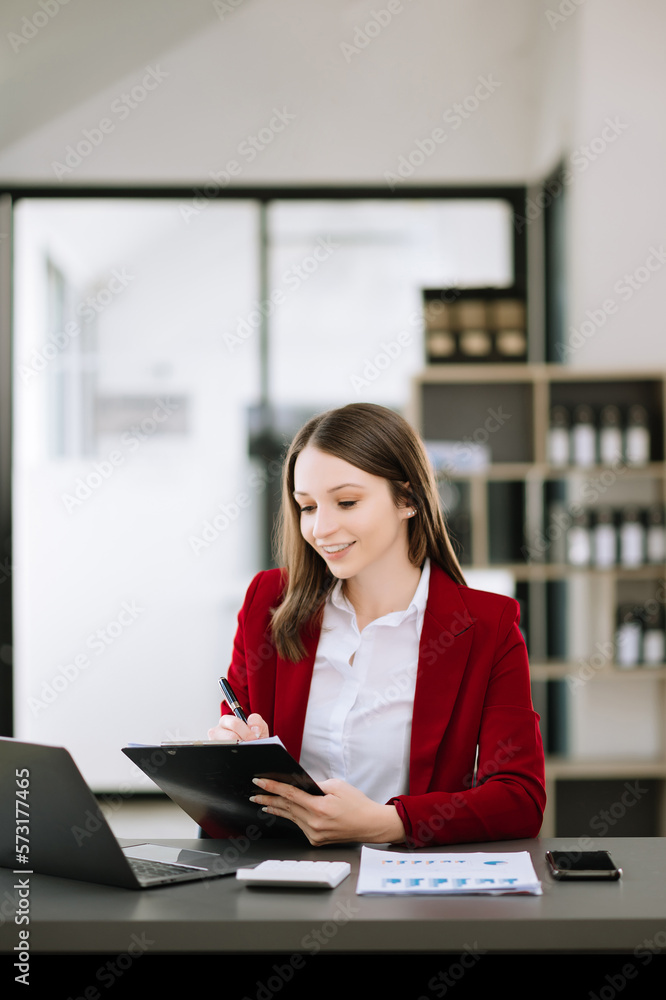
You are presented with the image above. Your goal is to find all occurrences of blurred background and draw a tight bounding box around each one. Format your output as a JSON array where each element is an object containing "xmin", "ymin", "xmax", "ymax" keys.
[{"xmin": 1, "ymin": 0, "xmax": 665, "ymax": 838}]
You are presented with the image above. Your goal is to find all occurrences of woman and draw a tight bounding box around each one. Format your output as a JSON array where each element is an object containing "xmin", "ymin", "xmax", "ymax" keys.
[{"xmin": 209, "ymin": 403, "xmax": 546, "ymax": 847}]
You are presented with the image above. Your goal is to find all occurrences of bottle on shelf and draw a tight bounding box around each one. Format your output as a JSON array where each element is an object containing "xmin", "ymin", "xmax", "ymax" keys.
[
  {"xmin": 424, "ymin": 299, "xmax": 457, "ymax": 362},
  {"xmin": 625, "ymin": 404, "xmax": 651, "ymax": 466},
  {"xmin": 491, "ymin": 297, "xmax": 527, "ymax": 361},
  {"xmin": 458, "ymin": 329, "xmax": 493, "ymax": 359},
  {"xmin": 571, "ymin": 404, "xmax": 596, "ymax": 467},
  {"xmin": 495, "ymin": 329, "xmax": 527, "ymax": 359},
  {"xmin": 455, "ymin": 299, "xmax": 492, "ymax": 360},
  {"xmin": 592, "ymin": 507, "xmax": 617, "ymax": 568},
  {"xmin": 427, "ymin": 330, "xmax": 457, "ymax": 360},
  {"xmin": 598, "ymin": 404, "xmax": 623, "ymax": 464},
  {"xmin": 619, "ymin": 505, "xmax": 646, "ymax": 567},
  {"xmin": 548, "ymin": 405, "xmax": 570, "ymax": 467},
  {"xmin": 646, "ymin": 503, "xmax": 666, "ymax": 564},
  {"xmin": 641, "ymin": 605, "xmax": 665, "ymax": 667},
  {"xmin": 567, "ymin": 508, "xmax": 591, "ymax": 566},
  {"xmin": 615, "ymin": 604, "xmax": 642, "ymax": 668}
]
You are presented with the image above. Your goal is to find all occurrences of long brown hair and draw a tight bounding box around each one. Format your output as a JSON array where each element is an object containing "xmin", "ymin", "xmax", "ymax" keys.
[{"xmin": 270, "ymin": 403, "xmax": 466, "ymax": 661}]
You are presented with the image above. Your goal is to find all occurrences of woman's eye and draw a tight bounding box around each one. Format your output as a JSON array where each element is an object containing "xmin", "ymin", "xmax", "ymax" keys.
[
  {"xmin": 339, "ymin": 501, "xmax": 358, "ymax": 509},
  {"xmin": 299, "ymin": 505, "xmax": 315, "ymax": 514}
]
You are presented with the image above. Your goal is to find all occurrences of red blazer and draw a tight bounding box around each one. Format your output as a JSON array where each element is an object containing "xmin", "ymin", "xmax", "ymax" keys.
[{"xmin": 222, "ymin": 562, "xmax": 546, "ymax": 847}]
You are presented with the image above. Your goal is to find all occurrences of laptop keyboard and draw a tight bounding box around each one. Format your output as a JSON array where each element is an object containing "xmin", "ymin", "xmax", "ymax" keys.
[{"xmin": 128, "ymin": 857, "xmax": 207, "ymax": 885}]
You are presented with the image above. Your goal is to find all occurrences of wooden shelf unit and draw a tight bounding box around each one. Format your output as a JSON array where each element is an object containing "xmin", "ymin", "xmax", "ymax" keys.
[{"xmin": 411, "ymin": 364, "xmax": 666, "ymax": 836}]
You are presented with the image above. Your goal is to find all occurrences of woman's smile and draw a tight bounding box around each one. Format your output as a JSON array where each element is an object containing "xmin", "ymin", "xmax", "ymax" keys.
[{"xmin": 320, "ymin": 541, "xmax": 356, "ymax": 559}]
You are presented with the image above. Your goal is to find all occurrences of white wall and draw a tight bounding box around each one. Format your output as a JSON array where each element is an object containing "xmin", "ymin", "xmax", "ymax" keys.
[
  {"xmin": 1, "ymin": 0, "xmax": 536, "ymax": 183},
  {"xmin": 3, "ymin": 1, "xmax": 665, "ymax": 367},
  {"xmin": 565, "ymin": 0, "xmax": 666, "ymax": 367}
]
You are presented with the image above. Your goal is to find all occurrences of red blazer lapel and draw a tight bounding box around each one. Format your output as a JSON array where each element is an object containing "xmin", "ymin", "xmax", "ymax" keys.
[{"xmin": 409, "ymin": 565, "xmax": 475, "ymax": 795}]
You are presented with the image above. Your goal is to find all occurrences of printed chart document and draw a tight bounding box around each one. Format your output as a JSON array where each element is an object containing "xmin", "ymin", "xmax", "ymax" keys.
[{"xmin": 356, "ymin": 847, "xmax": 542, "ymax": 895}]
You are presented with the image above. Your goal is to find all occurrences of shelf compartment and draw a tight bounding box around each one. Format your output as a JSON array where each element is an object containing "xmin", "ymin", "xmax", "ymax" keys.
[
  {"xmin": 548, "ymin": 378, "xmax": 664, "ymax": 463},
  {"xmin": 553, "ymin": 777, "xmax": 662, "ymax": 837},
  {"xmin": 421, "ymin": 380, "xmax": 534, "ymax": 463}
]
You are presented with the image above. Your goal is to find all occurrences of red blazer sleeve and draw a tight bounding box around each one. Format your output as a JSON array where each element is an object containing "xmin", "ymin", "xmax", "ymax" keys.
[
  {"xmin": 220, "ymin": 570, "xmax": 282, "ymax": 734},
  {"xmin": 388, "ymin": 593, "xmax": 546, "ymax": 847}
]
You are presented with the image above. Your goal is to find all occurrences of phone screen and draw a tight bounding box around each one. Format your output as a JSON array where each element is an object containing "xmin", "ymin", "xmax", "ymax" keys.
[
  {"xmin": 546, "ymin": 850, "xmax": 621, "ymax": 879},
  {"xmin": 550, "ymin": 851, "xmax": 616, "ymax": 871}
]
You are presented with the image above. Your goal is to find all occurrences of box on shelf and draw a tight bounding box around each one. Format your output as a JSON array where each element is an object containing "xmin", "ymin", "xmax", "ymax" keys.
[{"xmin": 423, "ymin": 287, "xmax": 527, "ymax": 364}]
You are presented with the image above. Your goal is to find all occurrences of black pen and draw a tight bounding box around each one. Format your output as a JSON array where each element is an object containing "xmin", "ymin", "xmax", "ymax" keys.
[{"xmin": 218, "ymin": 677, "xmax": 248, "ymax": 723}]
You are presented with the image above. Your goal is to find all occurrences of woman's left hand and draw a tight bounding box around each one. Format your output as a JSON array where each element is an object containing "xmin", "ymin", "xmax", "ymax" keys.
[{"xmin": 250, "ymin": 777, "xmax": 405, "ymax": 845}]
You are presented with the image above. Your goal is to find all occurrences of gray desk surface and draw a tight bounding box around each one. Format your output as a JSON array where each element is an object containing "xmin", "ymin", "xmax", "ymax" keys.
[{"xmin": 1, "ymin": 837, "xmax": 665, "ymax": 956}]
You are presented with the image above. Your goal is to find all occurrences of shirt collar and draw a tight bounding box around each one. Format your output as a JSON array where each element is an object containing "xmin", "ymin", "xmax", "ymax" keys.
[{"xmin": 329, "ymin": 558, "xmax": 431, "ymax": 626}]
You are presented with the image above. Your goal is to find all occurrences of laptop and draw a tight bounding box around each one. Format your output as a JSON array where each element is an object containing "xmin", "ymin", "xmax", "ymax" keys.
[{"xmin": 0, "ymin": 738, "xmax": 263, "ymax": 889}]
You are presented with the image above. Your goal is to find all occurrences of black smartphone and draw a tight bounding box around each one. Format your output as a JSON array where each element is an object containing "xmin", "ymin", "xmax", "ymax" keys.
[{"xmin": 546, "ymin": 850, "xmax": 622, "ymax": 881}]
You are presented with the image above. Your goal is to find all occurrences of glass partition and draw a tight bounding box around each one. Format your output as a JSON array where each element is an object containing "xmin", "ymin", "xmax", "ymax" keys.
[{"xmin": 12, "ymin": 194, "xmax": 514, "ymax": 788}]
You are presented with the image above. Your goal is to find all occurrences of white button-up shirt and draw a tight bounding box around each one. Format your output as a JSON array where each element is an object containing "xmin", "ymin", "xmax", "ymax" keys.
[{"xmin": 299, "ymin": 560, "xmax": 430, "ymax": 804}]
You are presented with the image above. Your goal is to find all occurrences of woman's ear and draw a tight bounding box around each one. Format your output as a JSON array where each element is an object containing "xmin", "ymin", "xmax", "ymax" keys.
[{"xmin": 397, "ymin": 483, "xmax": 417, "ymax": 520}]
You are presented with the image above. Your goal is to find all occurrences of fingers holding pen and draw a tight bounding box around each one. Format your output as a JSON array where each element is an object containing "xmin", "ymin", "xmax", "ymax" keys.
[
  {"xmin": 212, "ymin": 677, "xmax": 269, "ymax": 741},
  {"xmin": 207, "ymin": 713, "xmax": 269, "ymax": 742}
]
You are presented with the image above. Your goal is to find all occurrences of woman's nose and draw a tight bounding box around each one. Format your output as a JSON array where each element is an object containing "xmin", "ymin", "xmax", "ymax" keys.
[{"xmin": 313, "ymin": 505, "xmax": 338, "ymax": 539}]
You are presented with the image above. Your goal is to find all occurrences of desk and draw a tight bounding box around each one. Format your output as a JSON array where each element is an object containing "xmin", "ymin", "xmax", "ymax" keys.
[{"xmin": 1, "ymin": 837, "xmax": 665, "ymax": 957}]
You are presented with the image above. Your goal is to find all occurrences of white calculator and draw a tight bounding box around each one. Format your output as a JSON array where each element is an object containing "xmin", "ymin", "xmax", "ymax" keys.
[{"xmin": 236, "ymin": 859, "xmax": 351, "ymax": 888}]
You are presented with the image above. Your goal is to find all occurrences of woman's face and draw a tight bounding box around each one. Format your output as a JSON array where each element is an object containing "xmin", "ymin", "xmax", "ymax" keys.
[{"xmin": 293, "ymin": 446, "xmax": 412, "ymax": 582}]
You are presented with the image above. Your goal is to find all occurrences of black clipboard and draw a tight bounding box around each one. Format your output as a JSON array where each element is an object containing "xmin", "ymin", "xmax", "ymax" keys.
[{"xmin": 122, "ymin": 741, "xmax": 323, "ymax": 840}]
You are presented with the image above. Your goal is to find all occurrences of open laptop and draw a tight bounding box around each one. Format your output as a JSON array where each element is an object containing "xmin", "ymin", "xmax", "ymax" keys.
[{"xmin": 0, "ymin": 738, "xmax": 262, "ymax": 889}]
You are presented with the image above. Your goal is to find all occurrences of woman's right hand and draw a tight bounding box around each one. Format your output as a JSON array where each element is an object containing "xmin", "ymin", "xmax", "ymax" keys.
[{"xmin": 207, "ymin": 713, "xmax": 269, "ymax": 742}]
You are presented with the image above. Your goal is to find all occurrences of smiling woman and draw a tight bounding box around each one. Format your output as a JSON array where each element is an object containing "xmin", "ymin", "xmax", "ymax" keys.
[
  {"xmin": 209, "ymin": 403, "xmax": 546, "ymax": 849},
  {"xmin": 271, "ymin": 402, "xmax": 465, "ymax": 657}
]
